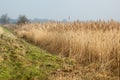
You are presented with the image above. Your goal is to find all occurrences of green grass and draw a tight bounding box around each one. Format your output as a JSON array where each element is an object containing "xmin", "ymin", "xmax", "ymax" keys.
[{"xmin": 0, "ymin": 26, "xmax": 75, "ymax": 80}]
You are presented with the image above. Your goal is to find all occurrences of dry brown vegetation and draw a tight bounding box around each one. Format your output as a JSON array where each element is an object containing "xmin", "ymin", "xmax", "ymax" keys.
[
  {"xmin": 0, "ymin": 27, "xmax": 4, "ymax": 34},
  {"xmin": 14, "ymin": 20, "xmax": 120, "ymax": 80}
]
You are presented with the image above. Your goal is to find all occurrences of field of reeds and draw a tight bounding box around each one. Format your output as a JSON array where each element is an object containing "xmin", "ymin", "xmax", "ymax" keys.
[{"xmin": 14, "ymin": 20, "xmax": 120, "ymax": 80}]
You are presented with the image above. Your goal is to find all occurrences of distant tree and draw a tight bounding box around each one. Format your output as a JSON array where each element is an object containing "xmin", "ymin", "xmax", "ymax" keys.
[
  {"xmin": 17, "ymin": 15, "xmax": 30, "ymax": 24},
  {"xmin": 0, "ymin": 14, "xmax": 10, "ymax": 24}
]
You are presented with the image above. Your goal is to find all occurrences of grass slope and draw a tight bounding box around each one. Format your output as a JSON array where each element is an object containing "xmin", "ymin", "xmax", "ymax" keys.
[{"xmin": 0, "ymin": 26, "xmax": 74, "ymax": 80}]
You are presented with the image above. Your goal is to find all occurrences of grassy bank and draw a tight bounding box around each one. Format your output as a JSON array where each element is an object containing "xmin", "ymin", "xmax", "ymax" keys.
[{"xmin": 0, "ymin": 26, "xmax": 74, "ymax": 80}]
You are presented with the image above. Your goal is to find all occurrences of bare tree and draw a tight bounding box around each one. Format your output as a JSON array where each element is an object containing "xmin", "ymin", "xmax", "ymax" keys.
[
  {"xmin": 0, "ymin": 14, "xmax": 10, "ymax": 24},
  {"xmin": 17, "ymin": 15, "xmax": 30, "ymax": 24}
]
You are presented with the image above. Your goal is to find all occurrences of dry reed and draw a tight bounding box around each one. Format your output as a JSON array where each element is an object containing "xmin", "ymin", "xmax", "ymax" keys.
[
  {"xmin": 0, "ymin": 27, "xmax": 4, "ymax": 35},
  {"xmin": 15, "ymin": 20, "xmax": 120, "ymax": 78}
]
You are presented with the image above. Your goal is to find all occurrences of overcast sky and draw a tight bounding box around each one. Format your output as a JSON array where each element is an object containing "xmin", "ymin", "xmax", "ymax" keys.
[{"xmin": 0, "ymin": 0, "xmax": 120, "ymax": 21}]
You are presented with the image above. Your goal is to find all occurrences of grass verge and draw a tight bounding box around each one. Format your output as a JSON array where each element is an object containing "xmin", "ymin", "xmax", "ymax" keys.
[{"xmin": 0, "ymin": 26, "xmax": 75, "ymax": 80}]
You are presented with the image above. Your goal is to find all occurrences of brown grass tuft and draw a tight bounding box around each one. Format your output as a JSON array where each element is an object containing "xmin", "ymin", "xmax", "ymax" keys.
[{"xmin": 0, "ymin": 27, "xmax": 4, "ymax": 35}]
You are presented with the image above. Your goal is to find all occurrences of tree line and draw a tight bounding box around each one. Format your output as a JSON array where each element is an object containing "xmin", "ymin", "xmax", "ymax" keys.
[{"xmin": 0, "ymin": 14, "xmax": 30, "ymax": 24}]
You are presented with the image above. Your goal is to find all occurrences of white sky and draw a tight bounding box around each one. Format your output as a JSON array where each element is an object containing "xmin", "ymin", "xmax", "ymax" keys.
[{"xmin": 0, "ymin": 0, "xmax": 120, "ymax": 21}]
